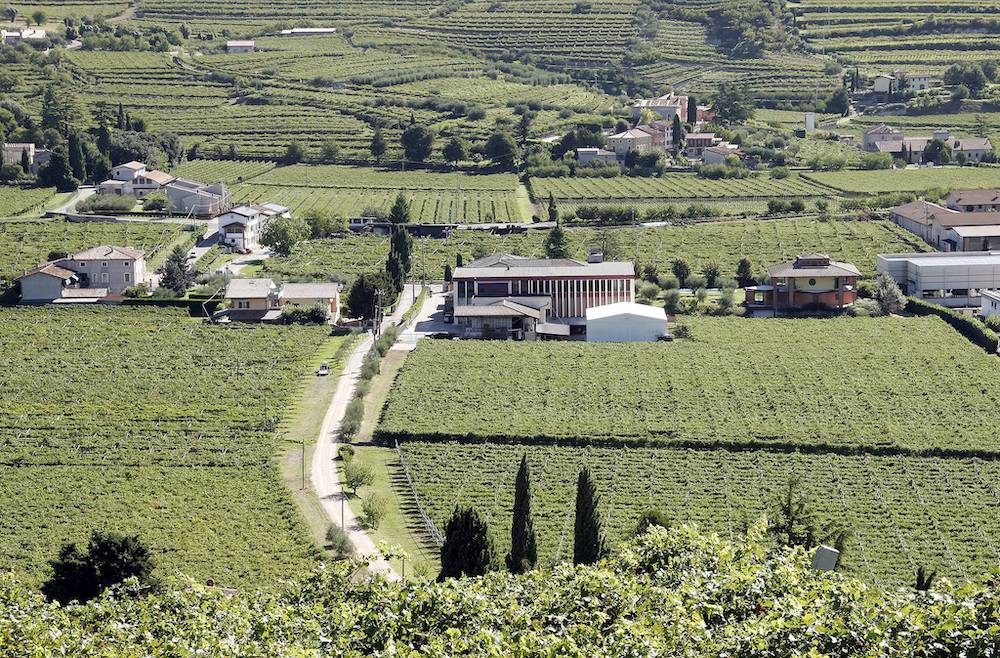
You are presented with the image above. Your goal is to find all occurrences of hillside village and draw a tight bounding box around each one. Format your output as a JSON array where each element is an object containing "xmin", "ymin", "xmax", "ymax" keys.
[{"xmin": 4, "ymin": 0, "xmax": 1000, "ymax": 652}]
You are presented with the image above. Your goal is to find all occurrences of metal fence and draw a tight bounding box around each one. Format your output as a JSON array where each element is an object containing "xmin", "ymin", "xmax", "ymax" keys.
[{"xmin": 395, "ymin": 439, "xmax": 444, "ymax": 547}]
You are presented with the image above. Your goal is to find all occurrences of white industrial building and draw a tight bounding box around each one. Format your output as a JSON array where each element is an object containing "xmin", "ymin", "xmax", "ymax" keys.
[
  {"xmin": 982, "ymin": 289, "xmax": 1000, "ymax": 320},
  {"xmin": 876, "ymin": 251, "xmax": 1000, "ymax": 308},
  {"xmin": 585, "ymin": 302, "xmax": 667, "ymax": 342}
]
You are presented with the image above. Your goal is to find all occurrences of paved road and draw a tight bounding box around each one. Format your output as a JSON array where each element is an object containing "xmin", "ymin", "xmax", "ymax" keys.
[
  {"xmin": 221, "ymin": 248, "xmax": 272, "ymax": 275},
  {"xmin": 310, "ymin": 290, "xmax": 417, "ymax": 580},
  {"xmin": 51, "ymin": 186, "xmax": 96, "ymax": 214},
  {"xmin": 397, "ymin": 284, "xmax": 450, "ymax": 351}
]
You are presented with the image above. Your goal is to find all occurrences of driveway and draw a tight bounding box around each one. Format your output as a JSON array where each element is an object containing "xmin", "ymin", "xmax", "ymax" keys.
[
  {"xmin": 397, "ymin": 284, "xmax": 451, "ymax": 351},
  {"xmin": 51, "ymin": 186, "xmax": 96, "ymax": 214}
]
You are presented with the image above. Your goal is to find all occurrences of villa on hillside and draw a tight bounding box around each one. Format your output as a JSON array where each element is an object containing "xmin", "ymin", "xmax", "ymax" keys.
[
  {"xmin": 631, "ymin": 92, "xmax": 688, "ymax": 122},
  {"xmin": 862, "ymin": 125, "xmax": 993, "ymax": 163},
  {"xmin": 744, "ymin": 254, "xmax": 860, "ymax": 313},
  {"xmin": 98, "ymin": 161, "xmax": 176, "ymax": 199},
  {"xmin": 450, "ymin": 253, "xmax": 637, "ymax": 340},
  {"xmin": 16, "ymin": 245, "xmax": 147, "ymax": 302},
  {"xmin": 889, "ymin": 199, "xmax": 1000, "ymax": 251}
]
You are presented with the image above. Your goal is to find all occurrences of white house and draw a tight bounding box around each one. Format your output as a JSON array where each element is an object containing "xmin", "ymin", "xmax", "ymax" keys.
[
  {"xmin": 98, "ymin": 161, "xmax": 176, "ymax": 199},
  {"xmin": 947, "ymin": 189, "xmax": 1000, "ymax": 213},
  {"xmin": 2, "ymin": 29, "xmax": 46, "ymax": 45},
  {"xmin": 218, "ymin": 203, "xmax": 289, "ymax": 251},
  {"xmin": 585, "ymin": 302, "xmax": 667, "ymax": 342},
  {"xmin": 908, "ymin": 74, "xmax": 931, "ymax": 91},
  {"xmin": 631, "ymin": 93, "xmax": 688, "ymax": 122},
  {"xmin": 607, "ymin": 129, "xmax": 653, "ymax": 156},
  {"xmin": 981, "ymin": 289, "xmax": 1000, "ymax": 320},
  {"xmin": 226, "ymin": 40, "xmax": 255, "ymax": 53},
  {"xmin": 577, "ymin": 147, "xmax": 618, "ymax": 165},
  {"xmin": 873, "ymin": 74, "xmax": 898, "ymax": 94},
  {"xmin": 16, "ymin": 263, "xmax": 80, "ymax": 302}
]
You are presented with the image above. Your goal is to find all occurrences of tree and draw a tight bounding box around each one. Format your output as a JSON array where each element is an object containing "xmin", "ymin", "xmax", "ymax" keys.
[
  {"xmin": 672, "ymin": 114, "xmax": 683, "ymax": 151},
  {"xmin": 343, "ymin": 460, "xmax": 375, "ymax": 495},
  {"xmin": 484, "ymin": 130, "xmax": 519, "ymax": 169},
  {"xmin": 370, "ymin": 129, "xmax": 387, "ymax": 163},
  {"xmin": 42, "ymin": 531, "xmax": 156, "ymax": 605},
  {"xmin": 671, "ymin": 258, "xmax": 690, "ymax": 287},
  {"xmin": 505, "ymin": 455, "xmax": 537, "ymax": 573},
  {"xmin": 686, "ymin": 94, "xmax": 698, "ymax": 124},
  {"xmin": 543, "ymin": 222, "xmax": 571, "ymax": 259},
  {"xmin": 37, "ymin": 146, "xmax": 78, "ymax": 192},
  {"xmin": 388, "ymin": 192, "xmax": 411, "ymax": 225},
  {"xmin": 516, "ymin": 111, "xmax": 534, "ymax": 145},
  {"xmin": 281, "ymin": 142, "xmax": 306, "ymax": 165},
  {"xmin": 0, "ymin": 70, "xmax": 20, "ymax": 92},
  {"xmin": 713, "ymin": 82, "xmax": 755, "ymax": 123},
  {"xmin": 636, "ymin": 508, "xmax": 671, "ymax": 536},
  {"xmin": 442, "ymin": 136, "xmax": 469, "ymax": 167},
  {"xmin": 30, "ymin": 9, "xmax": 45, "ymax": 25},
  {"xmin": 41, "ymin": 84, "xmax": 81, "ymax": 135},
  {"xmin": 736, "ymin": 258, "xmax": 753, "ymax": 288},
  {"xmin": 547, "ymin": 192, "xmax": 558, "ymax": 223},
  {"xmin": 873, "ymin": 271, "xmax": 905, "ymax": 315},
  {"xmin": 923, "ymin": 138, "xmax": 952, "ymax": 166},
  {"xmin": 915, "ymin": 565, "xmax": 936, "ymax": 592},
  {"xmin": 319, "ymin": 140, "xmax": 339, "ymax": 163},
  {"xmin": 67, "ymin": 132, "xmax": 86, "ymax": 182},
  {"xmin": 361, "ymin": 493, "xmax": 388, "ymax": 529},
  {"xmin": 390, "ymin": 225, "xmax": 413, "ymax": 272},
  {"xmin": 701, "ymin": 261, "xmax": 721, "ymax": 287},
  {"xmin": 573, "ymin": 467, "xmax": 607, "ymax": 565},
  {"xmin": 303, "ymin": 209, "xmax": 346, "ymax": 238},
  {"xmin": 767, "ymin": 477, "xmax": 850, "ymax": 557},
  {"xmin": 826, "ymin": 87, "xmax": 850, "ymax": 115},
  {"xmin": 385, "ymin": 252, "xmax": 404, "ymax": 293},
  {"xmin": 325, "ymin": 524, "xmax": 354, "ymax": 559},
  {"xmin": 20, "ymin": 147, "xmax": 31, "ymax": 174},
  {"xmin": 3, "ymin": 6, "xmax": 16, "ymax": 22},
  {"xmin": 159, "ymin": 245, "xmax": 194, "ymax": 294},
  {"xmin": 439, "ymin": 507, "xmax": 494, "ymax": 580},
  {"xmin": 345, "ymin": 272, "xmax": 381, "ymax": 321},
  {"xmin": 260, "ymin": 215, "xmax": 309, "ymax": 256},
  {"xmin": 400, "ymin": 124, "xmax": 434, "ymax": 163}
]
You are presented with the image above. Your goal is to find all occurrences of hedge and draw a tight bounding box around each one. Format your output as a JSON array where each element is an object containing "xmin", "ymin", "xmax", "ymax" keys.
[{"xmin": 906, "ymin": 296, "xmax": 999, "ymax": 353}]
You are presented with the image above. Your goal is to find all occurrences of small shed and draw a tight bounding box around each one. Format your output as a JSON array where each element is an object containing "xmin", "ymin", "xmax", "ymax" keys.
[
  {"xmin": 585, "ymin": 302, "xmax": 667, "ymax": 342},
  {"xmin": 226, "ymin": 40, "xmax": 256, "ymax": 54}
]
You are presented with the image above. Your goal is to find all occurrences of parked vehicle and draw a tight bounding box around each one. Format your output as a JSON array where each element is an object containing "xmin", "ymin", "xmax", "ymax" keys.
[{"xmin": 317, "ymin": 361, "xmax": 330, "ymax": 376}]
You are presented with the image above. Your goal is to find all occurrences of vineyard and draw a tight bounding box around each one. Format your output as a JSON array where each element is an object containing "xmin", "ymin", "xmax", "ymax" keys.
[
  {"xmin": 0, "ymin": 219, "xmax": 185, "ymax": 285},
  {"xmin": 378, "ymin": 316, "xmax": 1000, "ymax": 454},
  {"xmin": 397, "ymin": 441, "xmax": 1000, "ymax": 584},
  {"xmin": 170, "ymin": 159, "xmax": 276, "ymax": 185},
  {"xmin": 0, "ymin": 187, "xmax": 57, "ymax": 218},
  {"xmin": 802, "ymin": 166, "xmax": 1000, "ymax": 193},
  {"xmin": 261, "ymin": 218, "xmax": 927, "ymax": 282},
  {"xmin": 0, "ymin": 306, "xmax": 331, "ymax": 587}
]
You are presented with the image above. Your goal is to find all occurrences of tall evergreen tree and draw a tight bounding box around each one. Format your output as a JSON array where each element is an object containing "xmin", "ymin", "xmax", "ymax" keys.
[
  {"xmin": 573, "ymin": 467, "xmax": 607, "ymax": 566},
  {"xmin": 439, "ymin": 507, "xmax": 494, "ymax": 580},
  {"xmin": 388, "ymin": 192, "xmax": 411, "ymax": 225},
  {"xmin": 543, "ymin": 221, "xmax": 570, "ymax": 259},
  {"xmin": 686, "ymin": 95, "xmax": 698, "ymax": 124},
  {"xmin": 385, "ymin": 252, "xmax": 404, "ymax": 293},
  {"xmin": 116, "ymin": 102, "xmax": 126, "ymax": 130},
  {"xmin": 506, "ymin": 455, "xmax": 537, "ymax": 573},
  {"xmin": 390, "ymin": 226, "xmax": 413, "ymax": 272},
  {"xmin": 20, "ymin": 147, "xmax": 30, "ymax": 174},
  {"xmin": 37, "ymin": 146, "xmax": 78, "ymax": 192},
  {"xmin": 547, "ymin": 192, "xmax": 558, "ymax": 223},
  {"xmin": 672, "ymin": 114, "xmax": 683, "ymax": 150},
  {"xmin": 370, "ymin": 129, "xmax": 387, "ymax": 164},
  {"xmin": 736, "ymin": 257, "xmax": 753, "ymax": 288},
  {"xmin": 67, "ymin": 132, "xmax": 86, "ymax": 182}
]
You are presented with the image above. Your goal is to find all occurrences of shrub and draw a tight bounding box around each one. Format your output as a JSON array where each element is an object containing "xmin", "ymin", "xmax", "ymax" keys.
[
  {"xmin": 361, "ymin": 492, "xmax": 388, "ymax": 529},
  {"xmin": 77, "ymin": 194, "xmax": 136, "ymax": 213},
  {"xmin": 338, "ymin": 445, "xmax": 355, "ymax": 463},
  {"xmin": 282, "ymin": 304, "xmax": 328, "ymax": 325},
  {"xmin": 141, "ymin": 192, "xmax": 170, "ymax": 211},
  {"xmin": 673, "ymin": 324, "xmax": 692, "ymax": 339},
  {"xmin": 341, "ymin": 398, "xmax": 365, "ymax": 438},
  {"xmin": 325, "ymin": 524, "xmax": 355, "ymax": 559},
  {"xmin": 343, "ymin": 460, "xmax": 375, "ymax": 495},
  {"xmin": 770, "ymin": 166, "xmax": 789, "ymax": 179}
]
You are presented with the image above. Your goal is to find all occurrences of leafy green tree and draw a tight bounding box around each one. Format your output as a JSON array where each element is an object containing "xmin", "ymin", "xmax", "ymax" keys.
[
  {"xmin": 260, "ymin": 215, "xmax": 309, "ymax": 256},
  {"xmin": 37, "ymin": 146, "xmax": 78, "ymax": 192},
  {"xmin": 506, "ymin": 455, "xmax": 537, "ymax": 573},
  {"xmin": 343, "ymin": 460, "xmax": 375, "ymax": 495},
  {"xmin": 543, "ymin": 222, "xmax": 571, "ymax": 258},
  {"xmin": 30, "ymin": 9, "xmax": 45, "ymax": 25},
  {"xmin": 42, "ymin": 531, "xmax": 156, "ymax": 605},
  {"xmin": 736, "ymin": 257, "xmax": 753, "ymax": 288},
  {"xmin": 873, "ymin": 271, "xmax": 906, "ymax": 315},
  {"xmin": 362, "ymin": 493, "xmax": 388, "ymax": 529},
  {"xmin": 303, "ymin": 209, "xmax": 346, "ymax": 238},
  {"xmin": 401, "ymin": 124, "xmax": 434, "ymax": 163},
  {"xmin": 388, "ymin": 192, "xmax": 411, "ymax": 225},
  {"xmin": 2, "ymin": 6, "xmax": 17, "ymax": 22},
  {"xmin": 159, "ymin": 245, "xmax": 194, "ymax": 294},
  {"xmin": 826, "ymin": 87, "xmax": 850, "ymax": 115},
  {"xmin": 439, "ymin": 507, "xmax": 495, "ymax": 580},
  {"xmin": 923, "ymin": 138, "xmax": 951, "ymax": 166},
  {"xmin": 370, "ymin": 128, "xmax": 387, "ymax": 163},
  {"xmin": 485, "ymin": 130, "xmax": 519, "ymax": 169},
  {"xmin": 346, "ymin": 272, "xmax": 383, "ymax": 322},
  {"xmin": 671, "ymin": 258, "xmax": 691, "ymax": 287},
  {"xmin": 701, "ymin": 261, "xmax": 721, "ymax": 287},
  {"xmin": 573, "ymin": 467, "xmax": 607, "ymax": 565},
  {"xmin": 767, "ymin": 477, "xmax": 850, "ymax": 557},
  {"xmin": 0, "ymin": 70, "xmax": 20, "ymax": 92},
  {"xmin": 547, "ymin": 192, "xmax": 558, "ymax": 223},
  {"xmin": 712, "ymin": 82, "xmax": 755, "ymax": 123},
  {"xmin": 281, "ymin": 142, "xmax": 306, "ymax": 165},
  {"xmin": 319, "ymin": 140, "xmax": 339, "ymax": 163},
  {"xmin": 41, "ymin": 85, "xmax": 81, "ymax": 135},
  {"xmin": 442, "ymin": 136, "xmax": 469, "ymax": 167}
]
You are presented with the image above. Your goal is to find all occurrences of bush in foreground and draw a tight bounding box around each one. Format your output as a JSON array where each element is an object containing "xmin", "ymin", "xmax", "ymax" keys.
[{"xmin": 4, "ymin": 524, "xmax": 1000, "ymax": 655}]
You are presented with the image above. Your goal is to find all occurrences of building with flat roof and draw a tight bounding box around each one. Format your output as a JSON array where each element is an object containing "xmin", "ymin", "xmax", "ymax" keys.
[
  {"xmin": 226, "ymin": 40, "xmax": 256, "ymax": 53},
  {"xmin": 877, "ymin": 251, "xmax": 1000, "ymax": 307},
  {"xmin": 451, "ymin": 253, "xmax": 636, "ymax": 339}
]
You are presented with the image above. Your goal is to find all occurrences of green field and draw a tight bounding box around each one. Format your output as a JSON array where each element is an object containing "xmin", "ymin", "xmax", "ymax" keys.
[
  {"xmin": 0, "ymin": 187, "xmax": 57, "ymax": 218},
  {"xmin": 379, "ymin": 316, "xmax": 1000, "ymax": 454},
  {"xmin": 533, "ymin": 172, "xmax": 830, "ymax": 202},
  {"xmin": 0, "ymin": 220, "xmax": 185, "ymax": 285},
  {"xmin": 260, "ymin": 218, "xmax": 928, "ymax": 282},
  {"xmin": 0, "ymin": 306, "xmax": 331, "ymax": 588},
  {"xmin": 803, "ymin": 166, "xmax": 1000, "ymax": 194},
  {"xmin": 385, "ymin": 315, "xmax": 1000, "ymax": 584}
]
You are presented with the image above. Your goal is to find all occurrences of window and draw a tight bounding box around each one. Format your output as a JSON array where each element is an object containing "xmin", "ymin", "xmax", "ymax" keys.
[
  {"xmin": 101, "ymin": 272, "xmax": 109, "ymax": 283},
  {"xmin": 124, "ymin": 273, "xmax": 130, "ymax": 283},
  {"xmin": 124, "ymin": 261, "xmax": 130, "ymax": 267},
  {"xmin": 237, "ymin": 300, "xmax": 250, "ymax": 309},
  {"xmin": 102, "ymin": 262, "xmax": 108, "ymax": 268},
  {"xmin": 754, "ymin": 292, "xmax": 765, "ymax": 303},
  {"xmin": 808, "ymin": 278, "xmax": 817, "ymax": 286},
  {"xmin": 79, "ymin": 262, "xmax": 85, "ymax": 267}
]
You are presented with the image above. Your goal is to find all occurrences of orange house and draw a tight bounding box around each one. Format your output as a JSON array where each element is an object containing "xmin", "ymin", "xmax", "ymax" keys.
[{"xmin": 745, "ymin": 254, "xmax": 860, "ymax": 312}]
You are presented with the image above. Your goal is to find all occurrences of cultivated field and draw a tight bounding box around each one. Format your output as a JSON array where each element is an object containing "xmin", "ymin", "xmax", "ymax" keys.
[
  {"xmin": 0, "ymin": 220, "xmax": 185, "ymax": 284},
  {"xmin": 803, "ymin": 167, "xmax": 1000, "ymax": 194},
  {"xmin": 0, "ymin": 306, "xmax": 331, "ymax": 587},
  {"xmin": 0, "ymin": 187, "xmax": 57, "ymax": 218}
]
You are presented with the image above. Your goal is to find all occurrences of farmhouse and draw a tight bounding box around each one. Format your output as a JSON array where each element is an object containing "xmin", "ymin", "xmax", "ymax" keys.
[
  {"xmin": 878, "ymin": 251, "xmax": 1000, "ymax": 307},
  {"xmin": 218, "ymin": 203, "xmax": 289, "ymax": 251},
  {"xmin": 279, "ymin": 282, "xmax": 341, "ymax": 322},
  {"xmin": 863, "ymin": 126, "xmax": 993, "ymax": 163},
  {"xmin": 982, "ymin": 289, "xmax": 1000, "ymax": 320},
  {"xmin": 585, "ymin": 302, "xmax": 667, "ymax": 342},
  {"xmin": 2, "ymin": 28, "xmax": 46, "ymax": 45},
  {"xmin": 947, "ymin": 189, "xmax": 1000, "ymax": 213},
  {"xmin": 702, "ymin": 143, "xmax": 741, "ymax": 165},
  {"xmin": 745, "ymin": 254, "xmax": 860, "ymax": 312},
  {"xmin": 1, "ymin": 142, "xmax": 49, "ymax": 173},
  {"xmin": 634, "ymin": 121, "xmax": 671, "ymax": 150},
  {"xmin": 607, "ymin": 128, "xmax": 653, "ymax": 156},
  {"xmin": 576, "ymin": 147, "xmax": 618, "ymax": 165},
  {"xmin": 451, "ymin": 253, "xmax": 636, "ymax": 339},
  {"xmin": 630, "ymin": 92, "xmax": 688, "ymax": 122},
  {"xmin": 16, "ymin": 245, "xmax": 146, "ymax": 302},
  {"xmin": 165, "ymin": 179, "xmax": 232, "ymax": 217},
  {"xmin": 98, "ymin": 161, "xmax": 176, "ymax": 199},
  {"xmin": 889, "ymin": 200, "xmax": 1000, "ymax": 250},
  {"xmin": 226, "ymin": 40, "xmax": 255, "ymax": 53}
]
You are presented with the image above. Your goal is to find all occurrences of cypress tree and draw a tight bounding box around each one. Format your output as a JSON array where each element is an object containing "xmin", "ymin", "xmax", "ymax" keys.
[
  {"xmin": 67, "ymin": 132, "xmax": 86, "ymax": 182},
  {"xmin": 686, "ymin": 95, "xmax": 698, "ymax": 124},
  {"xmin": 506, "ymin": 455, "xmax": 537, "ymax": 573},
  {"xmin": 390, "ymin": 226, "xmax": 412, "ymax": 272},
  {"xmin": 573, "ymin": 467, "xmax": 607, "ymax": 566},
  {"xmin": 116, "ymin": 102, "xmax": 126, "ymax": 130},
  {"xmin": 439, "ymin": 507, "xmax": 494, "ymax": 580},
  {"xmin": 20, "ymin": 147, "xmax": 30, "ymax": 174},
  {"xmin": 547, "ymin": 192, "xmax": 558, "ymax": 223},
  {"xmin": 672, "ymin": 114, "xmax": 683, "ymax": 150}
]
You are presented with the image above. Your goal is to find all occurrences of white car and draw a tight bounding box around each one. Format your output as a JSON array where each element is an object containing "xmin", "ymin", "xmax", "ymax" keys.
[{"xmin": 316, "ymin": 361, "xmax": 330, "ymax": 376}]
